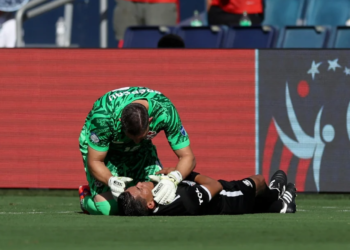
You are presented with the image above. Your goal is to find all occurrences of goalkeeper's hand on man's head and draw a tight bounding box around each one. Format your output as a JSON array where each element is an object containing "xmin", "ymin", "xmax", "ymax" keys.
[
  {"xmin": 108, "ymin": 176, "xmax": 133, "ymax": 200},
  {"xmin": 149, "ymin": 170, "xmax": 183, "ymax": 205}
]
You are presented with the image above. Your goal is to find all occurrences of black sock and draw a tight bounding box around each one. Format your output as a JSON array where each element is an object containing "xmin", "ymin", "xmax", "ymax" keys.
[
  {"xmin": 253, "ymin": 187, "xmax": 280, "ymax": 213},
  {"xmin": 268, "ymin": 200, "xmax": 285, "ymax": 213},
  {"xmin": 262, "ymin": 188, "xmax": 279, "ymax": 203}
]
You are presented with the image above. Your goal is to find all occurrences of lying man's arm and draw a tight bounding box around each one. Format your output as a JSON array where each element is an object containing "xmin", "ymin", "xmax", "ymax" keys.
[
  {"xmin": 156, "ymin": 169, "xmax": 223, "ymax": 199},
  {"xmin": 185, "ymin": 172, "xmax": 223, "ymax": 198},
  {"xmin": 119, "ymin": 171, "xmax": 223, "ymax": 216},
  {"xmin": 149, "ymin": 172, "xmax": 223, "ymax": 216}
]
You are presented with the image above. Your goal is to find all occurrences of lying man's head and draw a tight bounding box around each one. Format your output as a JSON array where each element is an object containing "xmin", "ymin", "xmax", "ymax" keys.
[{"xmin": 118, "ymin": 182, "xmax": 156, "ymax": 216}]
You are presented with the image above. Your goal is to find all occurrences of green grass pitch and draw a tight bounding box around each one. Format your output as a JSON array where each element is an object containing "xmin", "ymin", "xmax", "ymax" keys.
[{"xmin": 0, "ymin": 190, "xmax": 349, "ymax": 250}]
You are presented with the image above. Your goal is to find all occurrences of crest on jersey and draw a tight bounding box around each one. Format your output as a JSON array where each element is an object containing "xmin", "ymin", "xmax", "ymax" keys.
[
  {"xmin": 146, "ymin": 131, "xmax": 157, "ymax": 140},
  {"xmin": 90, "ymin": 132, "xmax": 100, "ymax": 143},
  {"xmin": 180, "ymin": 125, "xmax": 187, "ymax": 136},
  {"xmin": 94, "ymin": 180, "xmax": 103, "ymax": 188}
]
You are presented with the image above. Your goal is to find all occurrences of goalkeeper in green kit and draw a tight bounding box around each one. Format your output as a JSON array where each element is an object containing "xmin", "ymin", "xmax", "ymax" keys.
[{"xmin": 78, "ymin": 87, "xmax": 196, "ymax": 215}]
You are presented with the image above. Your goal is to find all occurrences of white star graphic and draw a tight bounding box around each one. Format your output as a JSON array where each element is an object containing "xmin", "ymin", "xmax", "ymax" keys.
[
  {"xmin": 328, "ymin": 58, "xmax": 341, "ymax": 71},
  {"xmin": 307, "ymin": 61, "xmax": 322, "ymax": 80},
  {"xmin": 344, "ymin": 67, "xmax": 350, "ymax": 76}
]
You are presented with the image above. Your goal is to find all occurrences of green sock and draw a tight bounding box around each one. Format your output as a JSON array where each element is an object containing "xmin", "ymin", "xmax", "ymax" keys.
[
  {"xmin": 83, "ymin": 196, "xmax": 102, "ymax": 215},
  {"xmin": 83, "ymin": 196, "xmax": 119, "ymax": 216},
  {"xmin": 95, "ymin": 199, "xmax": 119, "ymax": 216}
]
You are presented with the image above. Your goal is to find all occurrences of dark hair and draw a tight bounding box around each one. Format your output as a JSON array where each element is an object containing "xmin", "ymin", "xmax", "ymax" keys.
[
  {"xmin": 118, "ymin": 192, "xmax": 150, "ymax": 216},
  {"xmin": 121, "ymin": 103, "xmax": 149, "ymax": 136},
  {"xmin": 157, "ymin": 34, "xmax": 185, "ymax": 48}
]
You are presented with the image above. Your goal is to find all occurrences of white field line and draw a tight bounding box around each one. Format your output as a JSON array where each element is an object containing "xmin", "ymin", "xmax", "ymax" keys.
[{"xmin": 0, "ymin": 211, "xmax": 75, "ymax": 215}]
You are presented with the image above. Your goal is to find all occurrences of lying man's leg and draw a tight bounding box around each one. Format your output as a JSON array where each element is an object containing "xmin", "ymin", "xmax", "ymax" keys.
[
  {"xmin": 251, "ymin": 173, "xmax": 282, "ymax": 213},
  {"xmin": 253, "ymin": 170, "xmax": 296, "ymax": 213},
  {"xmin": 219, "ymin": 171, "xmax": 296, "ymax": 214}
]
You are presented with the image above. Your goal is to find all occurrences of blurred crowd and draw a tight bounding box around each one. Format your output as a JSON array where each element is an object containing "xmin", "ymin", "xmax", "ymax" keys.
[{"xmin": 0, "ymin": 0, "xmax": 265, "ymax": 48}]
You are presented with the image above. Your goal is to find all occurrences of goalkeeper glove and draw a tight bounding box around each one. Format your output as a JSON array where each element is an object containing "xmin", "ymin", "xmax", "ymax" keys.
[
  {"xmin": 149, "ymin": 170, "xmax": 183, "ymax": 205},
  {"xmin": 108, "ymin": 176, "xmax": 133, "ymax": 200}
]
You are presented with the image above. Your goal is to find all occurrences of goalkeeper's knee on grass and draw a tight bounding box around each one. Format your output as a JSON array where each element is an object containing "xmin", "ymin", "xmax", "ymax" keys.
[{"xmin": 82, "ymin": 196, "xmax": 119, "ymax": 215}]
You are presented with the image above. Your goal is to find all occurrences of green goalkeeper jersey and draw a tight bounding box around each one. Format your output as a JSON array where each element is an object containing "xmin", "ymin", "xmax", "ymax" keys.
[{"xmin": 81, "ymin": 87, "xmax": 190, "ymax": 154}]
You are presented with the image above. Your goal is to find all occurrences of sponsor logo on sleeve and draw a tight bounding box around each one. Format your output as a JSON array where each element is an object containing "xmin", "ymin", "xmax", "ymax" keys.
[
  {"xmin": 195, "ymin": 188, "xmax": 204, "ymax": 205},
  {"xmin": 90, "ymin": 132, "xmax": 100, "ymax": 143},
  {"xmin": 180, "ymin": 125, "xmax": 187, "ymax": 136}
]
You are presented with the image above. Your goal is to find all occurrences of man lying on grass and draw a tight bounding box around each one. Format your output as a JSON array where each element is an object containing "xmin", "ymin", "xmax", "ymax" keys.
[{"xmin": 116, "ymin": 169, "xmax": 296, "ymax": 216}]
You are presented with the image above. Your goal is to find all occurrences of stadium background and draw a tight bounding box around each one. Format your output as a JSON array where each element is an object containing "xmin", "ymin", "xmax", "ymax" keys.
[
  {"xmin": 22, "ymin": 0, "xmax": 206, "ymax": 47},
  {"xmin": 1, "ymin": 2, "xmax": 350, "ymax": 250},
  {"xmin": 0, "ymin": 49, "xmax": 255, "ymax": 189},
  {"xmin": 2, "ymin": 0, "xmax": 350, "ymax": 192},
  {"xmin": 2, "ymin": 49, "xmax": 350, "ymax": 192}
]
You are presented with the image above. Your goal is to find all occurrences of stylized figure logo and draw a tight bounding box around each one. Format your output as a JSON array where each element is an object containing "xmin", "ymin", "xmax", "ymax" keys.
[
  {"xmin": 274, "ymin": 83, "xmax": 335, "ymax": 191},
  {"xmin": 260, "ymin": 54, "xmax": 350, "ymax": 192}
]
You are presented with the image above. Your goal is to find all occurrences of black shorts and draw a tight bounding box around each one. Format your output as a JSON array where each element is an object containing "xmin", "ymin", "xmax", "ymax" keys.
[{"xmin": 203, "ymin": 178, "xmax": 256, "ymax": 215}]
